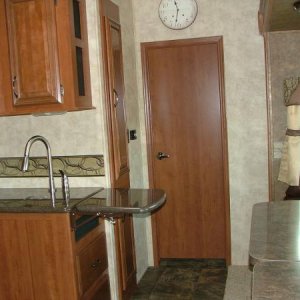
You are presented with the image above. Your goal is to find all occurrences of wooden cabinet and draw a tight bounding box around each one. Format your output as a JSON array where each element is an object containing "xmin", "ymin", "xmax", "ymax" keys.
[
  {"xmin": 100, "ymin": 0, "xmax": 130, "ymax": 188},
  {"xmin": 0, "ymin": 0, "xmax": 92, "ymax": 116},
  {"xmin": 99, "ymin": 0, "xmax": 137, "ymax": 299},
  {"xmin": 115, "ymin": 216, "xmax": 137, "ymax": 298},
  {"xmin": 0, "ymin": 213, "xmax": 110, "ymax": 300},
  {"xmin": 77, "ymin": 232, "xmax": 108, "ymax": 298}
]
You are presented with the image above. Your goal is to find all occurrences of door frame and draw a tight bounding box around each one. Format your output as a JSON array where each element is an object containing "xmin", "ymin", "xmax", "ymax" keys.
[
  {"xmin": 141, "ymin": 36, "xmax": 231, "ymax": 265},
  {"xmin": 99, "ymin": 1, "xmax": 136, "ymax": 299}
]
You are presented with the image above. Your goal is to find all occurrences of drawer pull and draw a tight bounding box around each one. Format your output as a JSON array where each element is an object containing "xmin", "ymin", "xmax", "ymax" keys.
[{"xmin": 90, "ymin": 259, "xmax": 101, "ymax": 269}]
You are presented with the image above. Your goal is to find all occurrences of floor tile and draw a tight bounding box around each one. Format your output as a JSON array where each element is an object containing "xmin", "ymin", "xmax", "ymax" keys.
[{"xmin": 131, "ymin": 259, "xmax": 227, "ymax": 300}]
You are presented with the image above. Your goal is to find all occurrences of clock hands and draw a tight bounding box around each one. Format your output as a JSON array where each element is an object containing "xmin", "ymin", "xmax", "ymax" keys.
[{"xmin": 174, "ymin": 0, "xmax": 179, "ymax": 23}]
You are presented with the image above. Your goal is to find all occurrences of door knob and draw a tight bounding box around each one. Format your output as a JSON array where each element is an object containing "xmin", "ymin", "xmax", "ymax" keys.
[{"xmin": 156, "ymin": 152, "xmax": 170, "ymax": 160}]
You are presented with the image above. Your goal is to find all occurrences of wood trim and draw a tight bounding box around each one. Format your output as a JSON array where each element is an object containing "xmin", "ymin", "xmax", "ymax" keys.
[
  {"xmin": 258, "ymin": 0, "xmax": 274, "ymax": 34},
  {"xmin": 105, "ymin": 18, "xmax": 130, "ymax": 181},
  {"xmin": 216, "ymin": 37, "xmax": 231, "ymax": 264},
  {"xmin": 99, "ymin": 6, "xmax": 126, "ymax": 186},
  {"xmin": 69, "ymin": 0, "xmax": 92, "ymax": 108},
  {"xmin": 264, "ymin": 33, "xmax": 273, "ymax": 202},
  {"xmin": 99, "ymin": 2, "xmax": 135, "ymax": 299},
  {"xmin": 141, "ymin": 40, "xmax": 159, "ymax": 266},
  {"xmin": 117, "ymin": 217, "xmax": 137, "ymax": 298},
  {"xmin": 258, "ymin": 0, "xmax": 267, "ymax": 34},
  {"xmin": 99, "ymin": 2, "xmax": 126, "ymax": 293},
  {"xmin": 0, "ymin": 0, "xmax": 13, "ymax": 113},
  {"xmin": 99, "ymin": 0, "xmax": 130, "ymax": 186},
  {"xmin": 114, "ymin": 219, "xmax": 124, "ymax": 299},
  {"xmin": 101, "ymin": 0, "xmax": 119, "ymax": 23},
  {"xmin": 141, "ymin": 36, "xmax": 231, "ymax": 265}
]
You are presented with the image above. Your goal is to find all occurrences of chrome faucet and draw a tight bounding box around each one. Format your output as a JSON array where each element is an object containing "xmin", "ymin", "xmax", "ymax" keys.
[{"xmin": 22, "ymin": 135, "xmax": 56, "ymax": 207}]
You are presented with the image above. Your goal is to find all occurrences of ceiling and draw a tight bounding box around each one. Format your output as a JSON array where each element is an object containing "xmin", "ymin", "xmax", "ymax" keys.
[{"xmin": 268, "ymin": 0, "xmax": 300, "ymax": 31}]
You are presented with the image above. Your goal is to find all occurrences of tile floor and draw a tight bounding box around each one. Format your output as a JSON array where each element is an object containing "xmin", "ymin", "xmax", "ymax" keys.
[{"xmin": 131, "ymin": 259, "xmax": 227, "ymax": 300}]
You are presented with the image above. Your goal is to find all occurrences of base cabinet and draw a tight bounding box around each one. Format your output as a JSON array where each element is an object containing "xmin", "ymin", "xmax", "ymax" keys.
[
  {"xmin": 116, "ymin": 216, "xmax": 137, "ymax": 299},
  {"xmin": 77, "ymin": 232, "xmax": 109, "ymax": 298},
  {"xmin": 82, "ymin": 275, "xmax": 111, "ymax": 300},
  {"xmin": 0, "ymin": 213, "xmax": 110, "ymax": 300}
]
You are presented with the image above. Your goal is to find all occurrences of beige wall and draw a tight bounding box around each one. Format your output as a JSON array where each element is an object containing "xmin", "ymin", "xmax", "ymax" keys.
[{"xmin": 131, "ymin": 0, "xmax": 269, "ymax": 265}]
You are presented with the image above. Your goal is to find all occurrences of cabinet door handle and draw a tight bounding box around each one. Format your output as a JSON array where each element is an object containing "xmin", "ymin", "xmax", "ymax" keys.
[
  {"xmin": 90, "ymin": 258, "xmax": 101, "ymax": 269},
  {"xmin": 12, "ymin": 76, "xmax": 19, "ymax": 98},
  {"xmin": 113, "ymin": 89, "xmax": 119, "ymax": 107}
]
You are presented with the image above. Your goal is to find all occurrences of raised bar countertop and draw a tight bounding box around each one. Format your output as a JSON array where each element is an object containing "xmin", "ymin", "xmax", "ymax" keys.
[
  {"xmin": 252, "ymin": 261, "xmax": 300, "ymax": 299},
  {"xmin": 75, "ymin": 188, "xmax": 166, "ymax": 214},
  {"xmin": 249, "ymin": 200, "xmax": 300, "ymax": 266},
  {"xmin": 0, "ymin": 188, "xmax": 166, "ymax": 215}
]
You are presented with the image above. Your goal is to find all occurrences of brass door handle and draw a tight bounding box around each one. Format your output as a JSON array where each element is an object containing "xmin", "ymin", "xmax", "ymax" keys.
[{"xmin": 157, "ymin": 152, "xmax": 170, "ymax": 160}]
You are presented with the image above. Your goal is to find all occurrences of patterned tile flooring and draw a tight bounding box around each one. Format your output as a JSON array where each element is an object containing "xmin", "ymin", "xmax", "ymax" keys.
[{"xmin": 131, "ymin": 259, "xmax": 227, "ymax": 300}]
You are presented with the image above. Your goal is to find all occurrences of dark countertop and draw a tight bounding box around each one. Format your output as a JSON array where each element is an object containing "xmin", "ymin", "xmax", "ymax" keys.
[
  {"xmin": 75, "ymin": 188, "xmax": 166, "ymax": 214},
  {"xmin": 0, "ymin": 187, "xmax": 102, "ymax": 212},
  {"xmin": 0, "ymin": 187, "xmax": 166, "ymax": 215}
]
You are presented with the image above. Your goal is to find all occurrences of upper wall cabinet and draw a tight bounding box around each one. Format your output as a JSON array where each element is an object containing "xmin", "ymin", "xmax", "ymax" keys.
[
  {"xmin": 258, "ymin": 0, "xmax": 300, "ymax": 34},
  {"xmin": 0, "ymin": 0, "xmax": 93, "ymax": 116}
]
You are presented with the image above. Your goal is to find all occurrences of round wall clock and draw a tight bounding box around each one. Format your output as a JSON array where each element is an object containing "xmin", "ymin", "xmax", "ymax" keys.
[{"xmin": 158, "ymin": 0, "xmax": 198, "ymax": 30}]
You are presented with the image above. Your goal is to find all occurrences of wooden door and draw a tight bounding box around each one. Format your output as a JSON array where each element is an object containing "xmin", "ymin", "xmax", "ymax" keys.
[
  {"xmin": 142, "ymin": 37, "xmax": 231, "ymax": 262},
  {"xmin": 100, "ymin": 0, "xmax": 129, "ymax": 188},
  {"xmin": 99, "ymin": 0, "xmax": 136, "ymax": 298}
]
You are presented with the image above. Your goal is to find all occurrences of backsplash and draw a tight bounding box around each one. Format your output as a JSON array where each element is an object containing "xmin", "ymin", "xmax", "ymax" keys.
[{"xmin": 0, "ymin": 155, "xmax": 104, "ymax": 177}]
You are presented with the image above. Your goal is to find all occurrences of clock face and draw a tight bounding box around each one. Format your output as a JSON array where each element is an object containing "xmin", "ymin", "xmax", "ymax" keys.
[{"xmin": 158, "ymin": 0, "xmax": 198, "ymax": 30}]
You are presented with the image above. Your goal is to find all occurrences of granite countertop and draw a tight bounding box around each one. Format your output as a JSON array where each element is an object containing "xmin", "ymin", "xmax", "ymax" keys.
[
  {"xmin": 0, "ymin": 187, "xmax": 166, "ymax": 215},
  {"xmin": 0, "ymin": 187, "xmax": 102, "ymax": 212},
  {"xmin": 252, "ymin": 261, "xmax": 300, "ymax": 299},
  {"xmin": 75, "ymin": 188, "xmax": 166, "ymax": 214},
  {"xmin": 249, "ymin": 200, "xmax": 300, "ymax": 266}
]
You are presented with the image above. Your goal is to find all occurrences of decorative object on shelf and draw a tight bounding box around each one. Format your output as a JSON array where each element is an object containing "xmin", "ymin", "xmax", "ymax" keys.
[{"xmin": 158, "ymin": 0, "xmax": 198, "ymax": 30}]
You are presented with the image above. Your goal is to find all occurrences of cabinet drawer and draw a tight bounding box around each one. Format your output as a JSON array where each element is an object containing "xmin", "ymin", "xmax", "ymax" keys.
[
  {"xmin": 90, "ymin": 275, "xmax": 110, "ymax": 300},
  {"xmin": 77, "ymin": 232, "xmax": 108, "ymax": 295},
  {"xmin": 82, "ymin": 274, "xmax": 111, "ymax": 300}
]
